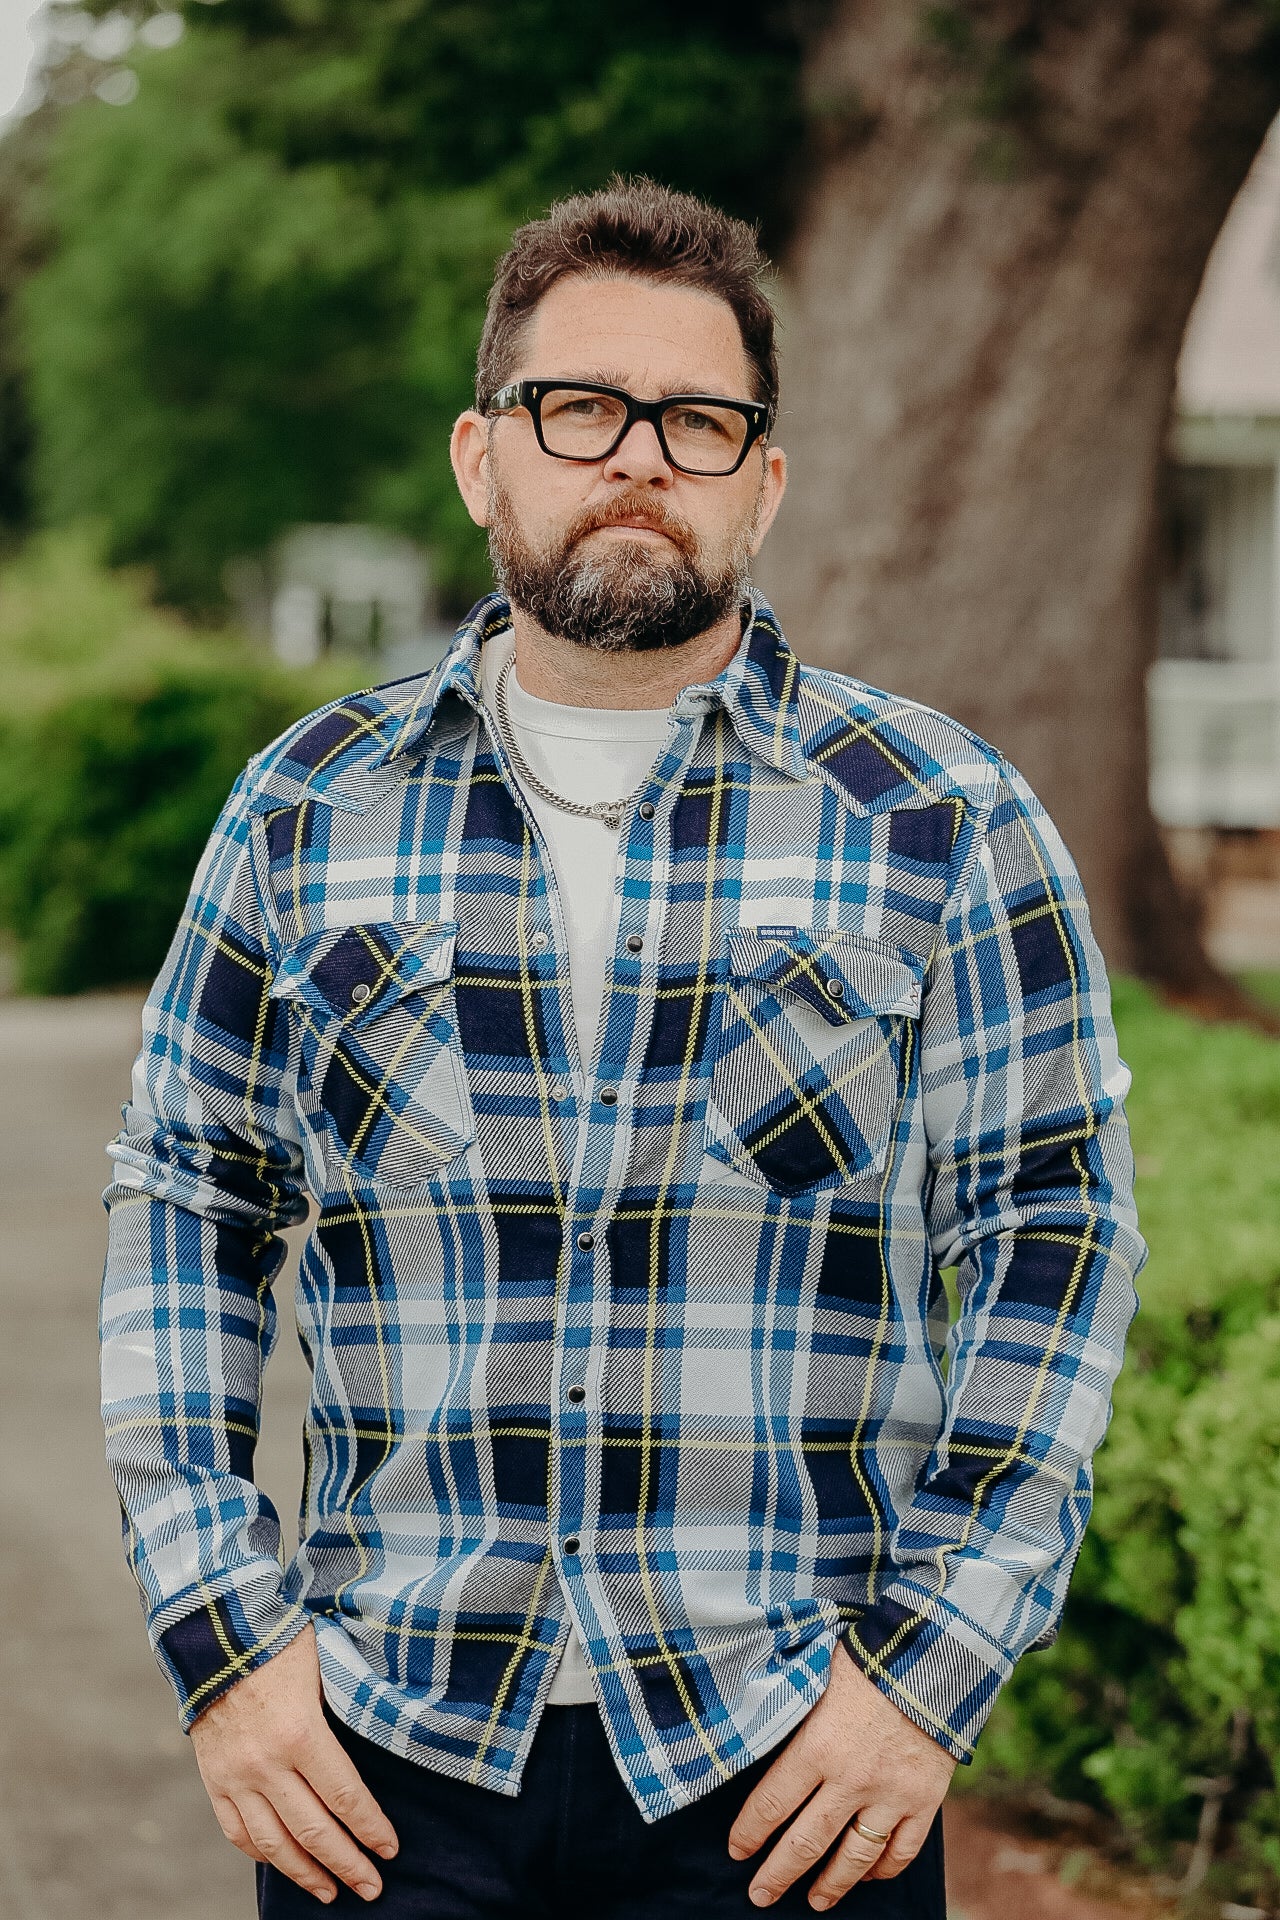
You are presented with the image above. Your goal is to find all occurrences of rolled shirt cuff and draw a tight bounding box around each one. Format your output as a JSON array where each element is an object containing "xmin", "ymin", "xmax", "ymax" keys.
[{"xmin": 841, "ymin": 1581, "xmax": 1017, "ymax": 1764}]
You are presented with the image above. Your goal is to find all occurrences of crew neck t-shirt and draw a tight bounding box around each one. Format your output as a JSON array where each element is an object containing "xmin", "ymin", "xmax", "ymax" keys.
[
  {"xmin": 478, "ymin": 631, "xmax": 674, "ymax": 1703},
  {"xmin": 479, "ymin": 631, "xmax": 674, "ymax": 1068}
]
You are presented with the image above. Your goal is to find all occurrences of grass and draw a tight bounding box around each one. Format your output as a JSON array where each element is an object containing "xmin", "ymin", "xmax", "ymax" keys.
[
  {"xmin": 1113, "ymin": 975, "xmax": 1280, "ymax": 1337},
  {"xmin": 1240, "ymin": 969, "xmax": 1280, "ymax": 1013}
]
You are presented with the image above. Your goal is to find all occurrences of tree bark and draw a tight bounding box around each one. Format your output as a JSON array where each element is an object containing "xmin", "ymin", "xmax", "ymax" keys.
[{"xmin": 762, "ymin": 0, "xmax": 1280, "ymax": 989}]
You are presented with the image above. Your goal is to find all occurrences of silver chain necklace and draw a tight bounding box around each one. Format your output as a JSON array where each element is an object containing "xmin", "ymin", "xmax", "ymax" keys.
[{"xmin": 491, "ymin": 653, "xmax": 652, "ymax": 832}]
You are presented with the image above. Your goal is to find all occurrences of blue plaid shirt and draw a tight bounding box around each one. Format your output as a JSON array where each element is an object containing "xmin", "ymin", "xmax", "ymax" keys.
[{"xmin": 102, "ymin": 593, "xmax": 1143, "ymax": 1819}]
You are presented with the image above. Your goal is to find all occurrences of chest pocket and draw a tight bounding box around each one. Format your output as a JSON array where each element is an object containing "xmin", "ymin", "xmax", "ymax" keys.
[
  {"xmin": 270, "ymin": 920, "xmax": 474, "ymax": 1188},
  {"xmin": 705, "ymin": 927, "xmax": 923, "ymax": 1197}
]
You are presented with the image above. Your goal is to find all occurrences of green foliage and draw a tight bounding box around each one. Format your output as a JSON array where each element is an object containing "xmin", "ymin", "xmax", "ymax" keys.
[
  {"xmin": 1241, "ymin": 968, "xmax": 1280, "ymax": 1011},
  {"xmin": 0, "ymin": 668, "xmax": 302, "ymax": 994},
  {"xmin": 919, "ymin": 4, "xmax": 1033, "ymax": 115},
  {"xmin": 23, "ymin": 35, "xmax": 466, "ymax": 608},
  {"xmin": 0, "ymin": 113, "xmax": 49, "ymax": 540},
  {"xmin": 0, "ymin": 527, "xmax": 236, "ymax": 711},
  {"xmin": 187, "ymin": 1, "xmax": 805, "ymax": 228},
  {"xmin": 0, "ymin": 531, "xmax": 361, "ymax": 993},
  {"xmin": 968, "ymin": 978, "xmax": 1280, "ymax": 1903},
  {"xmin": 918, "ymin": 3, "xmax": 1038, "ymax": 181},
  {"xmin": 18, "ymin": 2, "xmax": 810, "ymax": 611}
]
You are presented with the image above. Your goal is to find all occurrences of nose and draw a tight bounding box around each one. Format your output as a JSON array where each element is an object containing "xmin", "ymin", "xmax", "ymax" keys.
[{"xmin": 601, "ymin": 417, "xmax": 672, "ymax": 486}]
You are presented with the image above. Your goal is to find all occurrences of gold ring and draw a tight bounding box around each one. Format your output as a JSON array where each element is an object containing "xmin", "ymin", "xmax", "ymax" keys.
[{"xmin": 853, "ymin": 1818, "xmax": 892, "ymax": 1844}]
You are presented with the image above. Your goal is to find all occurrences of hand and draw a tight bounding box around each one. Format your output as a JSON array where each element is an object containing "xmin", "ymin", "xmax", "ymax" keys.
[
  {"xmin": 190, "ymin": 1624, "xmax": 398, "ymax": 1905},
  {"xmin": 727, "ymin": 1640, "xmax": 956, "ymax": 1910}
]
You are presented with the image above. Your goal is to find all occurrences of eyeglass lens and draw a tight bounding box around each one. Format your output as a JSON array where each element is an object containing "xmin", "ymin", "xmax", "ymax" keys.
[{"xmin": 538, "ymin": 390, "xmax": 750, "ymax": 474}]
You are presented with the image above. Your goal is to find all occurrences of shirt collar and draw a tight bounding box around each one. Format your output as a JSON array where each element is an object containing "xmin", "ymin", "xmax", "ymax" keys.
[{"xmin": 372, "ymin": 590, "xmax": 807, "ymax": 780}]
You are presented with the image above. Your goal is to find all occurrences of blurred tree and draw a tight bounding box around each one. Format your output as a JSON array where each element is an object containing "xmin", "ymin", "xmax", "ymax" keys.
[
  {"xmin": 20, "ymin": 1, "xmax": 806, "ymax": 610},
  {"xmin": 17, "ymin": 0, "xmax": 1280, "ymax": 989},
  {"xmin": 762, "ymin": 2, "xmax": 1280, "ymax": 987},
  {"xmin": 23, "ymin": 29, "xmax": 493, "ymax": 609}
]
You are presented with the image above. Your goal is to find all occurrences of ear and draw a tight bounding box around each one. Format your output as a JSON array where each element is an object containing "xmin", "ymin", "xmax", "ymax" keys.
[
  {"xmin": 450, "ymin": 411, "xmax": 491, "ymax": 528},
  {"xmin": 749, "ymin": 444, "xmax": 788, "ymax": 556}
]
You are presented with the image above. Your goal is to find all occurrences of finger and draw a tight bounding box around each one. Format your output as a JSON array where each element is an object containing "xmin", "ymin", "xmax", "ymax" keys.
[
  {"xmin": 808, "ymin": 1809, "xmax": 919, "ymax": 1909},
  {"xmin": 728, "ymin": 1750, "xmax": 823, "ymax": 1861},
  {"xmin": 803, "ymin": 1822, "xmax": 888, "ymax": 1910},
  {"xmin": 863, "ymin": 1811, "xmax": 933, "ymax": 1882},
  {"xmin": 240, "ymin": 1793, "xmax": 339, "ymax": 1906},
  {"xmin": 745, "ymin": 1786, "xmax": 852, "ymax": 1907},
  {"xmin": 298, "ymin": 1731, "xmax": 399, "ymax": 1859},
  {"xmin": 210, "ymin": 1792, "xmax": 269, "ymax": 1864},
  {"xmin": 272, "ymin": 1774, "xmax": 387, "ymax": 1901}
]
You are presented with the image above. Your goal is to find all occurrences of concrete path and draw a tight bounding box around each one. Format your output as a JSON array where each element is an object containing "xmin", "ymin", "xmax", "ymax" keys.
[
  {"xmin": 0, "ymin": 993, "xmax": 308, "ymax": 1919},
  {"xmin": 0, "ymin": 993, "xmax": 1158, "ymax": 1920}
]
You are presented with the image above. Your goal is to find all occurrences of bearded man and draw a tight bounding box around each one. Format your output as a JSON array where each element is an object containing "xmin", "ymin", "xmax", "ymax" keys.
[{"xmin": 101, "ymin": 179, "xmax": 1143, "ymax": 1918}]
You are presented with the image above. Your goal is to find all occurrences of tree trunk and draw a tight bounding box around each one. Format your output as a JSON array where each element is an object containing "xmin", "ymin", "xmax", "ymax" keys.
[{"xmin": 762, "ymin": 0, "xmax": 1280, "ymax": 990}]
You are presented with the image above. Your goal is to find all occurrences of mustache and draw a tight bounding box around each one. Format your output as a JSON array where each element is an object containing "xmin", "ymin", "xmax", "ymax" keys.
[{"xmin": 561, "ymin": 493, "xmax": 698, "ymax": 561}]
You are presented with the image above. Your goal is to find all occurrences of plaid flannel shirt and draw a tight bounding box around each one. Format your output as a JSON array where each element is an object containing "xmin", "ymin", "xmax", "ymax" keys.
[{"xmin": 102, "ymin": 593, "xmax": 1143, "ymax": 1820}]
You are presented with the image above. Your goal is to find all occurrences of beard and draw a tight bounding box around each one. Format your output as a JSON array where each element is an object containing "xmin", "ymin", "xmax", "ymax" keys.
[{"xmin": 486, "ymin": 475, "xmax": 757, "ymax": 654}]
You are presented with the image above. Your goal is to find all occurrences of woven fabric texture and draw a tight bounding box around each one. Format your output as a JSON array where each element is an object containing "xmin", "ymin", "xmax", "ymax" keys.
[{"xmin": 101, "ymin": 593, "xmax": 1143, "ymax": 1820}]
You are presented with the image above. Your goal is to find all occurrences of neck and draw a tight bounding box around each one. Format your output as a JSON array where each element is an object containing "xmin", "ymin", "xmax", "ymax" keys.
[{"xmin": 506, "ymin": 602, "xmax": 745, "ymax": 709}]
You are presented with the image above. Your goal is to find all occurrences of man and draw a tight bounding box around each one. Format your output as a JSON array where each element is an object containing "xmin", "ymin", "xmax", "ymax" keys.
[{"xmin": 102, "ymin": 178, "xmax": 1143, "ymax": 1918}]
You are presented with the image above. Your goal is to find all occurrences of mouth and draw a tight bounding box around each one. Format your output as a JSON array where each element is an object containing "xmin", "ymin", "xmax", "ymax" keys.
[{"xmin": 586, "ymin": 520, "xmax": 675, "ymax": 541}]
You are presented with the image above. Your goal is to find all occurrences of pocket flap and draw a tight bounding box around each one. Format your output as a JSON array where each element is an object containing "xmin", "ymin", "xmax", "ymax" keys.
[
  {"xmin": 726, "ymin": 926, "xmax": 922, "ymax": 1026},
  {"xmin": 270, "ymin": 920, "xmax": 459, "ymax": 1027}
]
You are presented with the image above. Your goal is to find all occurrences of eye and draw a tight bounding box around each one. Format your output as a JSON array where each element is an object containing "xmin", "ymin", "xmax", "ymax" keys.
[
  {"xmin": 544, "ymin": 394, "xmax": 610, "ymax": 422},
  {"xmin": 668, "ymin": 407, "xmax": 734, "ymax": 440}
]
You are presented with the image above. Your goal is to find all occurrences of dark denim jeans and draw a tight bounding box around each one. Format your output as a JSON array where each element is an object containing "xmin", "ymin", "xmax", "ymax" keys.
[{"xmin": 257, "ymin": 1705, "xmax": 946, "ymax": 1919}]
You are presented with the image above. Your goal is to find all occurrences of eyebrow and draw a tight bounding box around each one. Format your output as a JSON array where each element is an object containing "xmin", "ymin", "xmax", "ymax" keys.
[{"xmin": 536, "ymin": 368, "xmax": 746, "ymax": 400}]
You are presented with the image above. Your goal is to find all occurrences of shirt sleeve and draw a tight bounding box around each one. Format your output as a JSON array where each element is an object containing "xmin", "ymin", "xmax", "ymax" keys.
[
  {"xmin": 840, "ymin": 762, "xmax": 1145, "ymax": 1762},
  {"xmin": 100, "ymin": 765, "xmax": 313, "ymax": 1727}
]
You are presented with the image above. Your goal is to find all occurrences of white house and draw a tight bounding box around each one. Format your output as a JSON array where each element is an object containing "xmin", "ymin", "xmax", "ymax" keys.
[
  {"xmin": 228, "ymin": 523, "xmax": 454, "ymax": 680},
  {"xmin": 1152, "ymin": 121, "xmax": 1280, "ymax": 834},
  {"xmin": 267, "ymin": 524, "xmax": 453, "ymax": 679}
]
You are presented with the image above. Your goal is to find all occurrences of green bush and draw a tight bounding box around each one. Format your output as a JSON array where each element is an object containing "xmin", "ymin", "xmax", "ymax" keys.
[
  {"xmin": 0, "ymin": 531, "xmax": 363, "ymax": 992},
  {"xmin": 969, "ymin": 978, "xmax": 1280, "ymax": 1906},
  {"xmin": 0, "ymin": 667, "xmax": 317, "ymax": 993},
  {"xmin": 0, "ymin": 526, "xmax": 231, "ymax": 712}
]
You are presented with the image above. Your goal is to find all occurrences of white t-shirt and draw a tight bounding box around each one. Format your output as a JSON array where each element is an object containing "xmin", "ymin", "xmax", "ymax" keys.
[
  {"xmin": 480, "ymin": 631, "xmax": 673, "ymax": 1067},
  {"xmin": 479, "ymin": 631, "xmax": 673, "ymax": 1704}
]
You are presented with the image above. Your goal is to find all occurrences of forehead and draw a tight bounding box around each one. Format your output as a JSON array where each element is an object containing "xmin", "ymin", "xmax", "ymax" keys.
[{"xmin": 516, "ymin": 274, "xmax": 753, "ymax": 397}]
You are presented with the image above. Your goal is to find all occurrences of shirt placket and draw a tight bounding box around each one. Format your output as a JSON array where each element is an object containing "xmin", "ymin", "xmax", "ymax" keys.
[
  {"xmin": 552, "ymin": 708, "xmax": 721, "ymax": 1739},
  {"xmin": 473, "ymin": 682, "xmax": 715, "ymax": 1698}
]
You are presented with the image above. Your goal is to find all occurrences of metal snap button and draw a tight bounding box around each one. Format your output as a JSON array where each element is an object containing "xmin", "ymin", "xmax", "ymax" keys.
[
  {"xmin": 576, "ymin": 1231, "xmax": 595, "ymax": 1251},
  {"xmin": 599, "ymin": 1085, "xmax": 618, "ymax": 1105},
  {"xmin": 825, "ymin": 978, "xmax": 844, "ymax": 999},
  {"xmin": 529, "ymin": 929, "xmax": 550, "ymax": 951},
  {"xmin": 563, "ymin": 1536, "xmax": 580, "ymax": 1555},
  {"xmin": 638, "ymin": 801, "xmax": 656, "ymax": 821},
  {"xmin": 350, "ymin": 982, "xmax": 372, "ymax": 1006},
  {"xmin": 566, "ymin": 1384, "xmax": 586, "ymax": 1405},
  {"xmin": 550, "ymin": 1081, "xmax": 570, "ymax": 1102},
  {"xmin": 625, "ymin": 934, "xmax": 643, "ymax": 953}
]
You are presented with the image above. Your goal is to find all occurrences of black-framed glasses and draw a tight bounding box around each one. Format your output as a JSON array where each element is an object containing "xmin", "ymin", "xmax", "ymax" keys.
[{"xmin": 486, "ymin": 379, "xmax": 770, "ymax": 477}]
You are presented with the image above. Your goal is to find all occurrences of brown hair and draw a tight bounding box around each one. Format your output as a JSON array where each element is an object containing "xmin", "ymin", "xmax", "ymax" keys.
[{"xmin": 475, "ymin": 176, "xmax": 779, "ymax": 420}]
